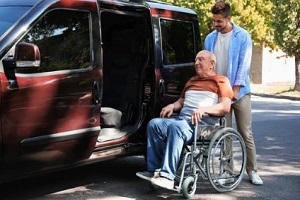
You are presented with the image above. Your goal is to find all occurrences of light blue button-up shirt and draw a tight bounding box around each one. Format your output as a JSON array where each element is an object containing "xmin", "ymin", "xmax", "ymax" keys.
[{"xmin": 204, "ymin": 22, "xmax": 252, "ymax": 100}]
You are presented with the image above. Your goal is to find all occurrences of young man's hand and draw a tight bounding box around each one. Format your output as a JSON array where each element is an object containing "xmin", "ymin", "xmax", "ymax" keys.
[{"xmin": 232, "ymin": 85, "xmax": 240, "ymax": 101}]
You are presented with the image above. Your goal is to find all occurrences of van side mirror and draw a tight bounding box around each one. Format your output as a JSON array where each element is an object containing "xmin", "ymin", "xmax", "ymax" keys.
[
  {"xmin": 15, "ymin": 42, "xmax": 41, "ymax": 68},
  {"xmin": 2, "ymin": 42, "xmax": 41, "ymax": 90}
]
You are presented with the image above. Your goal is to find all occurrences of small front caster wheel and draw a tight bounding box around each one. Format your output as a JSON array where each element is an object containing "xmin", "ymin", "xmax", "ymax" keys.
[{"xmin": 182, "ymin": 176, "xmax": 196, "ymax": 199}]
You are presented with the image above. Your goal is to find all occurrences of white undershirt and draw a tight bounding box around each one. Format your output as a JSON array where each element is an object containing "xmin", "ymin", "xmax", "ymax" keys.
[
  {"xmin": 214, "ymin": 30, "xmax": 233, "ymax": 76},
  {"xmin": 179, "ymin": 90, "xmax": 218, "ymax": 119}
]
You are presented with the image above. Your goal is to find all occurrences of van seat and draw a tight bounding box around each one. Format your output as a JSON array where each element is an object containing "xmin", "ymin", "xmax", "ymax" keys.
[
  {"xmin": 100, "ymin": 107, "xmax": 122, "ymax": 128},
  {"xmin": 101, "ymin": 51, "xmax": 137, "ymax": 126}
]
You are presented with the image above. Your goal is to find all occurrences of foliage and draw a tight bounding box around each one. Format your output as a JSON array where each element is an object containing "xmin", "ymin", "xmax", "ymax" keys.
[
  {"xmin": 162, "ymin": 0, "xmax": 214, "ymax": 48},
  {"xmin": 160, "ymin": 0, "xmax": 274, "ymax": 47},
  {"xmin": 229, "ymin": 0, "xmax": 274, "ymax": 47},
  {"xmin": 271, "ymin": 0, "xmax": 300, "ymax": 57},
  {"xmin": 160, "ymin": 0, "xmax": 300, "ymax": 90},
  {"xmin": 271, "ymin": 0, "xmax": 300, "ymax": 90}
]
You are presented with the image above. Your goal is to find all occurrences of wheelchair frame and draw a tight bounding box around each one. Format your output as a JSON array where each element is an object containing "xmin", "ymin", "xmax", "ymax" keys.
[{"xmin": 173, "ymin": 116, "xmax": 247, "ymax": 199}]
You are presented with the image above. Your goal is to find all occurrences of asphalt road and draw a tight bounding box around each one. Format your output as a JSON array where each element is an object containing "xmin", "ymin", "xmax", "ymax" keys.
[{"xmin": 1, "ymin": 95, "xmax": 300, "ymax": 200}]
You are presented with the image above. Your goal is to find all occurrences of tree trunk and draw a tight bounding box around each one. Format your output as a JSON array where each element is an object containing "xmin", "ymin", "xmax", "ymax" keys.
[{"xmin": 294, "ymin": 55, "xmax": 300, "ymax": 91}]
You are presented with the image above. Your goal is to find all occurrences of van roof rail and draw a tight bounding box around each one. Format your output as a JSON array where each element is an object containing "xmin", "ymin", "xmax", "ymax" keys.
[
  {"xmin": 146, "ymin": 1, "xmax": 196, "ymax": 15},
  {"xmin": 146, "ymin": 0, "xmax": 169, "ymax": 4},
  {"xmin": 127, "ymin": 0, "xmax": 144, "ymax": 3},
  {"xmin": 119, "ymin": 0, "xmax": 170, "ymax": 5}
]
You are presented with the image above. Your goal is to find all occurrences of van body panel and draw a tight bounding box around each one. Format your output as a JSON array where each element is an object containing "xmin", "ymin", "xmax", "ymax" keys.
[{"xmin": 0, "ymin": 0, "xmax": 38, "ymax": 6}]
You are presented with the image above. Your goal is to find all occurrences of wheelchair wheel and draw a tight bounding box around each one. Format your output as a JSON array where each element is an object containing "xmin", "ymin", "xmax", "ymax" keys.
[
  {"xmin": 182, "ymin": 176, "xmax": 197, "ymax": 199},
  {"xmin": 206, "ymin": 127, "xmax": 246, "ymax": 192}
]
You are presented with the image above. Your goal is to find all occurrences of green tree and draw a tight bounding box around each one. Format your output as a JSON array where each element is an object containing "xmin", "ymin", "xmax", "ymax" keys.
[
  {"xmin": 161, "ymin": 0, "xmax": 300, "ymax": 91},
  {"xmin": 161, "ymin": 0, "xmax": 214, "ymax": 47},
  {"xmin": 161, "ymin": 0, "xmax": 274, "ymax": 47},
  {"xmin": 272, "ymin": 0, "xmax": 300, "ymax": 91}
]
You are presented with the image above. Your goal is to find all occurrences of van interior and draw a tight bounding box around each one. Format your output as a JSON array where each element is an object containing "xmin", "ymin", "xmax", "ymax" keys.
[{"xmin": 98, "ymin": 11, "xmax": 150, "ymax": 142}]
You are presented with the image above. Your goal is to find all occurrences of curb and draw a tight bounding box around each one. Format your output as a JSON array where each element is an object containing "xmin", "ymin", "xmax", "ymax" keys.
[{"xmin": 251, "ymin": 93, "xmax": 300, "ymax": 101}]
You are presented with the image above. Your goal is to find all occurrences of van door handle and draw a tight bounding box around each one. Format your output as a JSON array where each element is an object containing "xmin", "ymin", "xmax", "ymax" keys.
[
  {"xmin": 92, "ymin": 80, "xmax": 101, "ymax": 105},
  {"xmin": 159, "ymin": 79, "xmax": 165, "ymax": 97}
]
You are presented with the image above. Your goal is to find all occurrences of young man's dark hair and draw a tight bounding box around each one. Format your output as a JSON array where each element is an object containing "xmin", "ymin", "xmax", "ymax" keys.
[{"xmin": 211, "ymin": 0, "xmax": 231, "ymax": 17}]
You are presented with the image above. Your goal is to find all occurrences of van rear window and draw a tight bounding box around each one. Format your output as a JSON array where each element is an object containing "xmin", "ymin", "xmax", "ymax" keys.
[{"xmin": 160, "ymin": 19, "xmax": 195, "ymax": 65}]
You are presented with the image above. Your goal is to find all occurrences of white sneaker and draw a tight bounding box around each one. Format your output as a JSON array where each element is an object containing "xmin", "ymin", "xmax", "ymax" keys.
[
  {"xmin": 151, "ymin": 176, "xmax": 174, "ymax": 190},
  {"xmin": 248, "ymin": 171, "xmax": 263, "ymax": 185},
  {"xmin": 136, "ymin": 170, "xmax": 159, "ymax": 182}
]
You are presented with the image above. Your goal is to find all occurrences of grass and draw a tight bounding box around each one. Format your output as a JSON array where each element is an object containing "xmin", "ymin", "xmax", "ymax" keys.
[{"xmin": 251, "ymin": 84, "xmax": 300, "ymax": 97}]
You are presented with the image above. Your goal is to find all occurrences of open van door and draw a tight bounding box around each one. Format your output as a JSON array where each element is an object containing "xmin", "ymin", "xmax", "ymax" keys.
[
  {"xmin": 0, "ymin": 0, "xmax": 101, "ymax": 178},
  {"xmin": 95, "ymin": 0, "xmax": 154, "ymax": 149}
]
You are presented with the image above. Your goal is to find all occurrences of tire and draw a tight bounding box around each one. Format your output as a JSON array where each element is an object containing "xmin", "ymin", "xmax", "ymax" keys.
[
  {"xmin": 182, "ymin": 176, "xmax": 197, "ymax": 199},
  {"xmin": 206, "ymin": 127, "xmax": 246, "ymax": 192}
]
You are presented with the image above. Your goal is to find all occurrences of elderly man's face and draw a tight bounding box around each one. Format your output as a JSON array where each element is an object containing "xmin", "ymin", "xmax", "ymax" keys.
[{"xmin": 194, "ymin": 52, "xmax": 214, "ymax": 78}]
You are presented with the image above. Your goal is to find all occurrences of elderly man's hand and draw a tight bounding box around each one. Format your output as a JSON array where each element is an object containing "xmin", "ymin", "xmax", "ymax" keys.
[
  {"xmin": 160, "ymin": 104, "xmax": 174, "ymax": 118},
  {"xmin": 191, "ymin": 108, "xmax": 206, "ymax": 125}
]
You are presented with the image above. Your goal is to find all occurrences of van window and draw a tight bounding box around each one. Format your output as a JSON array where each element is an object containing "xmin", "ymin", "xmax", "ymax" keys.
[
  {"xmin": 160, "ymin": 19, "xmax": 195, "ymax": 65},
  {"xmin": 20, "ymin": 9, "xmax": 90, "ymax": 72}
]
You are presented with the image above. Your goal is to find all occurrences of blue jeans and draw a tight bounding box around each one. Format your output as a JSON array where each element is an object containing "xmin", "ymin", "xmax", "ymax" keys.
[{"xmin": 146, "ymin": 118, "xmax": 194, "ymax": 180}]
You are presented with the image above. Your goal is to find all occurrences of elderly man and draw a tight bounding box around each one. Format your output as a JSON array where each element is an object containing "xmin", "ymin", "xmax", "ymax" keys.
[{"xmin": 136, "ymin": 50, "xmax": 233, "ymax": 190}]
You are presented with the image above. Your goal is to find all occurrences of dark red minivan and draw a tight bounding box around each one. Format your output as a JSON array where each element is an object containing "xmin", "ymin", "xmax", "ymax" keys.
[{"xmin": 0, "ymin": 0, "xmax": 200, "ymax": 182}]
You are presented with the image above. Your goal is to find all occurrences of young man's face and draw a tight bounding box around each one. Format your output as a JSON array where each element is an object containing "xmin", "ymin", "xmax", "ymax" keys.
[{"xmin": 212, "ymin": 13, "xmax": 230, "ymax": 33}]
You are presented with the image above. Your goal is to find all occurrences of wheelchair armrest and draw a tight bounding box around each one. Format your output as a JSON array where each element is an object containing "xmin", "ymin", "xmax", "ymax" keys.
[
  {"xmin": 170, "ymin": 112, "xmax": 226, "ymax": 126},
  {"xmin": 202, "ymin": 113, "xmax": 224, "ymax": 119},
  {"xmin": 170, "ymin": 112, "xmax": 180, "ymax": 118},
  {"xmin": 171, "ymin": 113, "xmax": 224, "ymax": 119},
  {"xmin": 201, "ymin": 113, "xmax": 226, "ymax": 127}
]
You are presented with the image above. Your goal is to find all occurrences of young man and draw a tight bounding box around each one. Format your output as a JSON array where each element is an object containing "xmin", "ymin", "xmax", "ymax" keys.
[
  {"xmin": 204, "ymin": 0, "xmax": 263, "ymax": 185},
  {"xmin": 136, "ymin": 50, "xmax": 233, "ymax": 190}
]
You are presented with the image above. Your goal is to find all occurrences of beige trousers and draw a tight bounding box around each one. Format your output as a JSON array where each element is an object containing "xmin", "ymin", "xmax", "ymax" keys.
[{"xmin": 225, "ymin": 94, "xmax": 258, "ymax": 173}]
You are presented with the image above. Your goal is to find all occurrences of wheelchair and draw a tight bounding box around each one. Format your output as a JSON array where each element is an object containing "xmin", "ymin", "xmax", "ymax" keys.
[{"xmin": 173, "ymin": 115, "xmax": 247, "ymax": 199}]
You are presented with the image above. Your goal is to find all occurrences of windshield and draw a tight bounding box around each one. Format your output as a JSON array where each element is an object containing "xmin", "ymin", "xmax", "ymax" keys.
[{"xmin": 0, "ymin": 7, "xmax": 30, "ymax": 38}]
